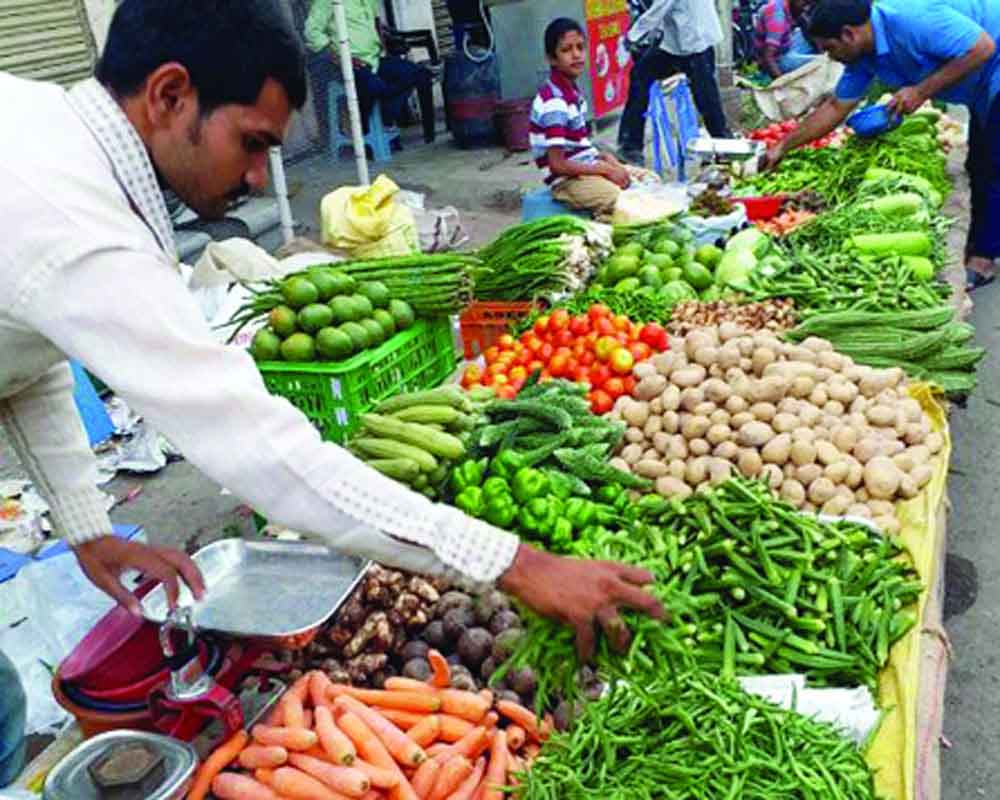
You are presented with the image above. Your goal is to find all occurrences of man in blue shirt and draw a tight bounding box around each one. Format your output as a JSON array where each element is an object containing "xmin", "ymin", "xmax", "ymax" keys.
[{"xmin": 762, "ymin": 0, "xmax": 1000, "ymax": 289}]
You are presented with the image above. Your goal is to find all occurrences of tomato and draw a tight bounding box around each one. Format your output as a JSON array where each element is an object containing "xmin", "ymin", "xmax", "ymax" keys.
[
  {"xmin": 487, "ymin": 362, "xmax": 508, "ymax": 377},
  {"xmin": 553, "ymin": 328, "xmax": 575, "ymax": 349},
  {"xmin": 623, "ymin": 375, "xmax": 637, "ymax": 396},
  {"xmin": 538, "ymin": 342, "xmax": 554, "ymax": 361},
  {"xmin": 572, "ymin": 366, "xmax": 591, "ymax": 384},
  {"xmin": 539, "ymin": 370, "xmax": 552, "ymax": 382},
  {"xmin": 461, "ymin": 366, "xmax": 482, "ymax": 388},
  {"xmin": 594, "ymin": 335, "xmax": 619, "ymax": 361},
  {"xmin": 533, "ymin": 316, "xmax": 550, "ymax": 336},
  {"xmin": 611, "ymin": 314, "xmax": 631, "ymax": 332},
  {"xmin": 548, "ymin": 353, "xmax": 570, "ymax": 378},
  {"xmin": 629, "ymin": 341, "xmax": 652, "ymax": 362},
  {"xmin": 589, "ymin": 389, "xmax": 613, "ymax": 415},
  {"xmin": 609, "ymin": 347, "xmax": 635, "ymax": 375},
  {"xmin": 589, "ymin": 363, "xmax": 612, "ymax": 388},
  {"xmin": 588, "ymin": 303, "xmax": 612, "ymax": 321},
  {"xmin": 484, "ymin": 346, "xmax": 500, "ymax": 363},
  {"xmin": 510, "ymin": 377, "xmax": 526, "ymax": 391},
  {"xmin": 639, "ymin": 322, "xmax": 669, "ymax": 352},
  {"xmin": 604, "ymin": 377, "xmax": 626, "ymax": 400},
  {"xmin": 594, "ymin": 317, "xmax": 616, "ymax": 336},
  {"xmin": 515, "ymin": 350, "xmax": 532, "ymax": 367},
  {"xmin": 527, "ymin": 335, "xmax": 546, "ymax": 354},
  {"xmin": 781, "ymin": 120, "xmax": 798, "ymax": 132},
  {"xmin": 548, "ymin": 309, "xmax": 571, "ymax": 333},
  {"xmin": 497, "ymin": 350, "xmax": 516, "ymax": 365},
  {"xmin": 528, "ymin": 359, "xmax": 545, "ymax": 373},
  {"xmin": 495, "ymin": 384, "xmax": 518, "ymax": 399},
  {"xmin": 615, "ymin": 331, "xmax": 630, "ymax": 346},
  {"xmin": 569, "ymin": 315, "xmax": 591, "ymax": 337},
  {"xmin": 508, "ymin": 366, "xmax": 527, "ymax": 382},
  {"xmin": 578, "ymin": 349, "xmax": 596, "ymax": 367},
  {"xmin": 497, "ymin": 334, "xmax": 515, "ymax": 350}
]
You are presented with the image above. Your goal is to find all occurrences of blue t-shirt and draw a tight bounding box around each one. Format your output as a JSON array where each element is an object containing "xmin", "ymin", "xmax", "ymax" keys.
[{"xmin": 835, "ymin": 0, "xmax": 1000, "ymax": 122}]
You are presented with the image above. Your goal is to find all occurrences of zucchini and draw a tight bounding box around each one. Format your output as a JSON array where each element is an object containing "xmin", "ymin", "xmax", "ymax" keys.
[
  {"xmin": 375, "ymin": 385, "xmax": 470, "ymax": 414},
  {"xmin": 367, "ymin": 458, "xmax": 422, "ymax": 483},
  {"xmin": 360, "ymin": 414, "xmax": 466, "ymax": 460},
  {"xmin": 391, "ymin": 405, "xmax": 462, "ymax": 425},
  {"xmin": 351, "ymin": 437, "xmax": 439, "ymax": 472}
]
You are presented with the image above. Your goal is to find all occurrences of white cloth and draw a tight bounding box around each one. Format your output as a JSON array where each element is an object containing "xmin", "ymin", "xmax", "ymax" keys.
[
  {"xmin": 627, "ymin": 0, "xmax": 723, "ymax": 56},
  {"xmin": 0, "ymin": 73, "xmax": 520, "ymax": 588}
]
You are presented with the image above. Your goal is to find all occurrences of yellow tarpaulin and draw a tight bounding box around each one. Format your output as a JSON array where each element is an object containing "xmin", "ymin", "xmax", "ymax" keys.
[{"xmin": 866, "ymin": 383, "xmax": 951, "ymax": 800}]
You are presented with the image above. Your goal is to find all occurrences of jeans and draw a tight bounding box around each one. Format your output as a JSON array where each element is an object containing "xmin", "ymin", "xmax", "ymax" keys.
[
  {"xmin": 966, "ymin": 97, "xmax": 1000, "ymax": 259},
  {"xmin": 618, "ymin": 45, "xmax": 731, "ymax": 152},
  {"xmin": 778, "ymin": 28, "xmax": 819, "ymax": 74},
  {"xmin": 0, "ymin": 650, "xmax": 26, "ymax": 788}
]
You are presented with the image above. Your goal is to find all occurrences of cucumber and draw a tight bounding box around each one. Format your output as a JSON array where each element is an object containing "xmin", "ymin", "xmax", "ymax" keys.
[
  {"xmin": 351, "ymin": 437, "xmax": 439, "ymax": 472},
  {"xmin": 360, "ymin": 414, "xmax": 466, "ymax": 460},
  {"xmin": 391, "ymin": 405, "xmax": 462, "ymax": 425},
  {"xmin": 375, "ymin": 385, "xmax": 470, "ymax": 414},
  {"xmin": 367, "ymin": 458, "xmax": 422, "ymax": 483}
]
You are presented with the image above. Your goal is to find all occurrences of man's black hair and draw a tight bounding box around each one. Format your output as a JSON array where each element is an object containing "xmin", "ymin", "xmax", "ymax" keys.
[
  {"xmin": 544, "ymin": 17, "xmax": 585, "ymax": 57},
  {"xmin": 807, "ymin": 0, "xmax": 872, "ymax": 39},
  {"xmin": 96, "ymin": 0, "xmax": 307, "ymax": 113}
]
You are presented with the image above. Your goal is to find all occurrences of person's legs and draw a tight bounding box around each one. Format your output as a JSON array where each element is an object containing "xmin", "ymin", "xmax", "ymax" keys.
[
  {"xmin": 0, "ymin": 650, "xmax": 26, "ymax": 788},
  {"xmin": 306, "ymin": 51, "xmax": 338, "ymax": 147},
  {"xmin": 353, "ymin": 63, "xmax": 384, "ymax": 134},
  {"xmin": 551, "ymin": 175, "xmax": 622, "ymax": 222},
  {"xmin": 376, "ymin": 56, "xmax": 435, "ymax": 140},
  {"xmin": 679, "ymin": 47, "xmax": 732, "ymax": 138},
  {"xmin": 966, "ymin": 101, "xmax": 1000, "ymax": 288},
  {"xmin": 617, "ymin": 47, "xmax": 675, "ymax": 157}
]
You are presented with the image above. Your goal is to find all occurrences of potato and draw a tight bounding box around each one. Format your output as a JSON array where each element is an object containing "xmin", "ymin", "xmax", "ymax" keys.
[
  {"xmin": 865, "ymin": 405, "xmax": 895, "ymax": 427},
  {"xmin": 892, "ymin": 451, "xmax": 915, "ymax": 474},
  {"xmin": 752, "ymin": 347, "xmax": 777, "ymax": 376},
  {"xmin": 710, "ymin": 408, "xmax": 731, "ymax": 426},
  {"xmin": 635, "ymin": 460, "xmax": 669, "ymax": 479},
  {"xmin": 718, "ymin": 345, "xmax": 742, "ymax": 369},
  {"xmin": 835, "ymin": 484, "xmax": 855, "ymax": 503},
  {"xmin": 832, "ymin": 426, "xmax": 858, "ymax": 454},
  {"xmin": 827, "ymin": 380, "xmax": 858, "ymax": 406},
  {"xmin": 685, "ymin": 457, "xmax": 709, "ymax": 486},
  {"xmin": 845, "ymin": 460, "xmax": 864, "ymax": 489},
  {"xmin": 707, "ymin": 459, "xmax": 732, "ymax": 485},
  {"xmin": 846, "ymin": 503, "xmax": 873, "ymax": 519},
  {"xmin": 643, "ymin": 415, "xmax": 664, "ymax": 439},
  {"xmin": 750, "ymin": 402, "xmax": 778, "ymax": 423},
  {"xmin": 785, "ymin": 344, "xmax": 818, "ymax": 364},
  {"xmin": 853, "ymin": 438, "xmax": 881, "ymax": 464},
  {"xmin": 685, "ymin": 331, "xmax": 715, "ymax": 360},
  {"xmin": 738, "ymin": 449, "xmax": 763, "ymax": 478},
  {"xmin": 901, "ymin": 397, "xmax": 924, "ymax": 423},
  {"xmin": 651, "ymin": 352, "xmax": 680, "ymax": 376},
  {"xmin": 735, "ymin": 336, "xmax": 755, "ymax": 357},
  {"xmin": 907, "ymin": 444, "xmax": 931, "ymax": 465},
  {"xmin": 796, "ymin": 464, "xmax": 823, "ymax": 485},
  {"xmin": 761, "ymin": 433, "xmax": 792, "ymax": 465},
  {"xmin": 885, "ymin": 440, "xmax": 905, "ymax": 457},
  {"xmin": 649, "ymin": 397, "xmax": 664, "ymax": 415},
  {"xmin": 625, "ymin": 427, "xmax": 645, "ymax": 444},
  {"xmin": 849, "ymin": 396, "xmax": 869, "ymax": 416},
  {"xmin": 666, "ymin": 435, "xmax": 688, "ymax": 461},
  {"xmin": 668, "ymin": 459, "xmax": 688, "ymax": 480},
  {"xmin": 681, "ymin": 415, "xmax": 711, "ymax": 440},
  {"xmin": 898, "ymin": 473, "xmax": 918, "ymax": 499},
  {"xmin": 751, "ymin": 375, "xmax": 790, "ymax": 404},
  {"xmin": 823, "ymin": 400, "xmax": 846, "ymax": 418},
  {"xmin": 783, "ymin": 463, "xmax": 797, "ymax": 479},
  {"xmin": 661, "ymin": 385, "xmax": 681, "ymax": 412},
  {"xmin": 633, "ymin": 361, "xmax": 658, "ymax": 380},
  {"xmin": 903, "ymin": 422, "xmax": 929, "ymax": 446},
  {"xmin": 859, "ymin": 370, "xmax": 893, "ymax": 397},
  {"xmin": 719, "ymin": 321, "xmax": 744, "ymax": 342},
  {"xmin": 821, "ymin": 495, "xmax": 851, "ymax": 516},
  {"xmin": 874, "ymin": 515, "xmax": 901, "ymax": 535},
  {"xmin": 790, "ymin": 375, "xmax": 816, "ymax": 399},
  {"xmin": 813, "ymin": 427, "xmax": 832, "ymax": 442},
  {"xmin": 738, "ymin": 420, "xmax": 776, "ymax": 447},
  {"xmin": 706, "ymin": 423, "xmax": 732, "ymax": 446},
  {"xmin": 790, "ymin": 440, "xmax": 817, "ymax": 467},
  {"xmin": 656, "ymin": 476, "xmax": 692, "ymax": 499},
  {"xmin": 622, "ymin": 400, "xmax": 650, "ymax": 428},
  {"xmin": 863, "ymin": 456, "xmax": 901, "ymax": 499},
  {"xmin": 815, "ymin": 440, "xmax": 841, "ymax": 466},
  {"xmin": 732, "ymin": 374, "xmax": 754, "ymax": 400},
  {"xmin": 808, "ymin": 385, "xmax": 829, "ymax": 407},
  {"xmin": 678, "ymin": 387, "xmax": 703, "ymax": 412},
  {"xmin": 689, "ymin": 438, "xmax": 711, "ymax": 457},
  {"xmin": 652, "ymin": 431, "xmax": 671, "ymax": 455},
  {"xmin": 609, "ymin": 457, "xmax": 631, "ymax": 473},
  {"xmin": 792, "ymin": 427, "xmax": 816, "ymax": 442},
  {"xmin": 761, "ymin": 464, "xmax": 784, "ymax": 489},
  {"xmin": 635, "ymin": 374, "xmax": 668, "ymax": 401},
  {"xmin": 703, "ymin": 378, "xmax": 731, "ymax": 404},
  {"xmin": 856, "ymin": 488, "xmax": 870, "ymax": 503},
  {"xmin": 725, "ymin": 395, "xmax": 748, "ymax": 414},
  {"xmin": 713, "ymin": 441, "xmax": 739, "ymax": 461},
  {"xmin": 868, "ymin": 499, "xmax": 895, "ymax": 517},
  {"xmin": 694, "ymin": 345, "xmax": 719, "ymax": 367},
  {"xmin": 928, "ymin": 431, "xmax": 946, "ymax": 457},
  {"xmin": 643, "ymin": 448, "xmax": 659, "ymax": 461},
  {"xmin": 621, "ymin": 443, "xmax": 645, "ymax": 465},
  {"xmin": 911, "ymin": 464, "xmax": 933, "ymax": 489},
  {"xmin": 802, "ymin": 502, "xmax": 817, "ymax": 513},
  {"xmin": 731, "ymin": 411, "xmax": 754, "ymax": 429},
  {"xmin": 662, "ymin": 410, "xmax": 680, "ymax": 434},
  {"xmin": 825, "ymin": 461, "xmax": 850, "ymax": 484},
  {"xmin": 818, "ymin": 351, "xmax": 845, "ymax": 372},
  {"xmin": 808, "ymin": 477, "xmax": 836, "ymax": 504},
  {"xmin": 798, "ymin": 404, "xmax": 822, "ymax": 427},
  {"xmin": 772, "ymin": 412, "xmax": 799, "ymax": 434},
  {"xmin": 776, "ymin": 397, "xmax": 799, "ymax": 414},
  {"xmin": 693, "ymin": 401, "xmax": 717, "ymax": 417}
]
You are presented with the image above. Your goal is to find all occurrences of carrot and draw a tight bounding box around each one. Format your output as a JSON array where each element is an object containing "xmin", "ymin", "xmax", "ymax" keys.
[
  {"xmin": 477, "ymin": 689, "xmax": 493, "ymax": 707},
  {"xmin": 438, "ymin": 716, "xmax": 475, "ymax": 743},
  {"xmin": 378, "ymin": 708, "xmax": 426, "ymax": 729},
  {"xmin": 329, "ymin": 685, "xmax": 442, "ymax": 713},
  {"xmin": 496, "ymin": 701, "xmax": 549, "ymax": 741},
  {"xmin": 311, "ymin": 671, "xmax": 337, "ymax": 708},
  {"xmin": 334, "ymin": 695, "xmax": 427, "ymax": 767},
  {"xmin": 303, "ymin": 709, "xmax": 314, "ymax": 730},
  {"xmin": 254, "ymin": 768, "xmax": 276, "ymax": 786},
  {"xmin": 507, "ymin": 752, "xmax": 525, "ymax": 787},
  {"xmin": 211, "ymin": 771, "xmax": 282, "ymax": 800},
  {"xmin": 470, "ymin": 786, "xmax": 485, "ymax": 800},
  {"xmin": 271, "ymin": 766, "xmax": 350, "ymax": 800},
  {"xmin": 482, "ymin": 713, "xmax": 498, "ymax": 730},
  {"xmin": 435, "ymin": 726, "xmax": 490, "ymax": 763},
  {"xmin": 428, "ymin": 756, "xmax": 473, "ymax": 800},
  {"xmin": 410, "ymin": 756, "xmax": 443, "ymax": 798},
  {"xmin": 480, "ymin": 731, "xmax": 508, "ymax": 800},
  {"xmin": 288, "ymin": 672, "xmax": 314, "ymax": 703},
  {"xmin": 263, "ymin": 702, "xmax": 284, "ymax": 727},
  {"xmin": 427, "ymin": 650, "xmax": 451, "ymax": 689},
  {"xmin": 407, "ymin": 715, "xmax": 441, "ymax": 747},
  {"xmin": 439, "ymin": 690, "xmax": 489, "ymax": 723},
  {"xmin": 522, "ymin": 743, "xmax": 540, "ymax": 763},
  {"xmin": 338, "ymin": 712, "xmax": 420, "ymax": 800},
  {"xmin": 288, "ymin": 753, "xmax": 371, "ymax": 797},
  {"xmin": 188, "ymin": 729, "xmax": 249, "ymax": 800},
  {"xmin": 239, "ymin": 745, "xmax": 289, "ymax": 769},
  {"xmin": 282, "ymin": 692, "xmax": 307, "ymax": 729},
  {"xmin": 251, "ymin": 724, "xmax": 318, "ymax": 751},
  {"xmin": 426, "ymin": 743, "xmax": 451, "ymax": 758},
  {"xmin": 505, "ymin": 725, "xmax": 526, "ymax": 752},
  {"xmin": 316, "ymin": 705, "xmax": 358, "ymax": 766},
  {"xmin": 447, "ymin": 756, "xmax": 486, "ymax": 800},
  {"xmin": 354, "ymin": 759, "xmax": 401, "ymax": 789},
  {"xmin": 385, "ymin": 677, "xmax": 437, "ymax": 693}
]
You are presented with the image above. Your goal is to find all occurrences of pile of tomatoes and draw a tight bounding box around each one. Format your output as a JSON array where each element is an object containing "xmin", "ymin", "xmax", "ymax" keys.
[
  {"xmin": 461, "ymin": 305, "xmax": 670, "ymax": 413},
  {"xmin": 747, "ymin": 120, "xmax": 836, "ymax": 150}
]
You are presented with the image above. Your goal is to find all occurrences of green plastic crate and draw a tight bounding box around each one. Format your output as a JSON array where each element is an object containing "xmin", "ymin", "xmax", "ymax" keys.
[{"xmin": 257, "ymin": 317, "xmax": 458, "ymax": 443}]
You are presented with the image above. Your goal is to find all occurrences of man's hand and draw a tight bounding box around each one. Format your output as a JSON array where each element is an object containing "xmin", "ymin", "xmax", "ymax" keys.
[
  {"xmin": 498, "ymin": 544, "xmax": 666, "ymax": 660},
  {"xmin": 601, "ymin": 162, "xmax": 632, "ymax": 189},
  {"xmin": 887, "ymin": 86, "xmax": 925, "ymax": 115},
  {"xmin": 760, "ymin": 139, "xmax": 789, "ymax": 172},
  {"xmin": 73, "ymin": 536, "xmax": 204, "ymax": 616}
]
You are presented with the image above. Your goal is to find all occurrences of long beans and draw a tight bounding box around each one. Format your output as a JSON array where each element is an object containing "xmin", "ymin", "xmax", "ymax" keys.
[{"xmin": 331, "ymin": 254, "xmax": 477, "ymax": 314}]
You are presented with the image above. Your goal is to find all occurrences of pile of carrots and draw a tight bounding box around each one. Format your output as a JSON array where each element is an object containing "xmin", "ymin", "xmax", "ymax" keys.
[
  {"xmin": 755, "ymin": 208, "xmax": 817, "ymax": 236},
  {"xmin": 188, "ymin": 650, "xmax": 548, "ymax": 800}
]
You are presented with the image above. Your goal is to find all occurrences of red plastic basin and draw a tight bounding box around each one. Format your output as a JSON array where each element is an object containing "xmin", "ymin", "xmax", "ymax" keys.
[{"xmin": 733, "ymin": 195, "xmax": 786, "ymax": 221}]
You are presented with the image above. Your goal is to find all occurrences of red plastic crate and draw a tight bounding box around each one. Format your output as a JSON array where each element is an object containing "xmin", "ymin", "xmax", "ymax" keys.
[{"xmin": 459, "ymin": 301, "xmax": 536, "ymax": 359}]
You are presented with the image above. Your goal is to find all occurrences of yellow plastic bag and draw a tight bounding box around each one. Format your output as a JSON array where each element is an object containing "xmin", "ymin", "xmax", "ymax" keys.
[{"xmin": 320, "ymin": 174, "xmax": 419, "ymax": 258}]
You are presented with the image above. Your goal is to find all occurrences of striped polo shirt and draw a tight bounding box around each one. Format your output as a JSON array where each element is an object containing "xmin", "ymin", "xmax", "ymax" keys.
[{"xmin": 529, "ymin": 70, "xmax": 600, "ymax": 184}]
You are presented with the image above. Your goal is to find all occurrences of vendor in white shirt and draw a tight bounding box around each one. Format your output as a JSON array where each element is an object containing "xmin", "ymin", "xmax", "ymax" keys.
[{"xmin": 0, "ymin": 0, "xmax": 663, "ymax": 785}]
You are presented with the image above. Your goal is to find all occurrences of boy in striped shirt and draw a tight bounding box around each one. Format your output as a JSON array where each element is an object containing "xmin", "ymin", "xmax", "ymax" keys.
[{"xmin": 529, "ymin": 18, "xmax": 632, "ymax": 220}]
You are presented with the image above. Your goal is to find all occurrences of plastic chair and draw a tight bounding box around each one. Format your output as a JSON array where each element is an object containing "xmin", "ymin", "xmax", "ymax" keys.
[
  {"xmin": 521, "ymin": 186, "xmax": 589, "ymax": 221},
  {"xmin": 327, "ymin": 80, "xmax": 400, "ymax": 162}
]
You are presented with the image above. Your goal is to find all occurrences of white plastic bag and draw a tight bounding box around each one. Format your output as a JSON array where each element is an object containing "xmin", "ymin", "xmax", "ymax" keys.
[{"xmin": 682, "ymin": 205, "xmax": 749, "ymax": 247}]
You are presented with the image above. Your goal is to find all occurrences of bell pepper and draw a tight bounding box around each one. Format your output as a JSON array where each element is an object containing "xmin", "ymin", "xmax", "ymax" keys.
[
  {"xmin": 484, "ymin": 492, "xmax": 518, "ymax": 529},
  {"xmin": 511, "ymin": 467, "xmax": 550, "ymax": 504},
  {"xmin": 637, "ymin": 494, "xmax": 670, "ymax": 517},
  {"xmin": 550, "ymin": 517, "xmax": 574, "ymax": 550},
  {"xmin": 491, "ymin": 450, "xmax": 526, "ymax": 481},
  {"xmin": 454, "ymin": 486, "xmax": 485, "ymax": 517},
  {"xmin": 544, "ymin": 469, "xmax": 576, "ymax": 500},
  {"xmin": 450, "ymin": 458, "xmax": 487, "ymax": 493},
  {"xmin": 519, "ymin": 496, "xmax": 557, "ymax": 534},
  {"xmin": 482, "ymin": 476, "xmax": 512, "ymax": 503},
  {"xmin": 565, "ymin": 497, "xmax": 597, "ymax": 529},
  {"xmin": 595, "ymin": 484, "xmax": 624, "ymax": 506}
]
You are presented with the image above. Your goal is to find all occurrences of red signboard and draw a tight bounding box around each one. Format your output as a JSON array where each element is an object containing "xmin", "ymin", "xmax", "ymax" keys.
[{"xmin": 585, "ymin": 0, "xmax": 632, "ymax": 116}]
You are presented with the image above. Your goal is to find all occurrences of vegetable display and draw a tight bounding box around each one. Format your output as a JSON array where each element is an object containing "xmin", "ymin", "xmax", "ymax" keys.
[
  {"xmin": 667, "ymin": 299, "xmax": 796, "ymax": 337},
  {"xmin": 330, "ymin": 254, "xmax": 477, "ymax": 315},
  {"xmin": 609, "ymin": 325, "xmax": 944, "ymax": 533},
  {"xmin": 747, "ymin": 119, "xmax": 845, "ymax": 150}
]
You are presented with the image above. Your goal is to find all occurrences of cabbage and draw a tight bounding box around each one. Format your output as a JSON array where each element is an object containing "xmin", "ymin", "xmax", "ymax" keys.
[{"xmin": 715, "ymin": 249, "xmax": 758, "ymax": 288}]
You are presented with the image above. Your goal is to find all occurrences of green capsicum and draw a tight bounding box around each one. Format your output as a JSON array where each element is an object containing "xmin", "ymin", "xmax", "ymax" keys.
[
  {"xmin": 450, "ymin": 458, "xmax": 487, "ymax": 493},
  {"xmin": 511, "ymin": 467, "xmax": 550, "ymax": 504},
  {"xmin": 491, "ymin": 450, "xmax": 526, "ymax": 481},
  {"xmin": 482, "ymin": 476, "xmax": 512, "ymax": 503},
  {"xmin": 565, "ymin": 497, "xmax": 597, "ymax": 529},
  {"xmin": 484, "ymin": 492, "xmax": 518, "ymax": 529},
  {"xmin": 454, "ymin": 486, "xmax": 485, "ymax": 517},
  {"xmin": 550, "ymin": 518, "xmax": 574, "ymax": 550},
  {"xmin": 595, "ymin": 484, "xmax": 624, "ymax": 506},
  {"xmin": 519, "ymin": 496, "xmax": 557, "ymax": 534}
]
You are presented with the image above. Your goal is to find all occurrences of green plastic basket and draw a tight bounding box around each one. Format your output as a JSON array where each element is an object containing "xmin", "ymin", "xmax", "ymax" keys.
[{"xmin": 257, "ymin": 318, "xmax": 458, "ymax": 443}]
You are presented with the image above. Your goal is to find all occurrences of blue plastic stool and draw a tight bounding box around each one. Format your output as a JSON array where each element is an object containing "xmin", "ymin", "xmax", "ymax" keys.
[
  {"xmin": 521, "ymin": 187, "xmax": 590, "ymax": 221},
  {"xmin": 70, "ymin": 361, "xmax": 113, "ymax": 447},
  {"xmin": 327, "ymin": 81, "xmax": 400, "ymax": 162}
]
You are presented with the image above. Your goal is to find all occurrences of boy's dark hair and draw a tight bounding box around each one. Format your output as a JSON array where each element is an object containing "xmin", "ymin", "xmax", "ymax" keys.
[
  {"xmin": 97, "ymin": 0, "xmax": 307, "ymax": 114},
  {"xmin": 807, "ymin": 0, "xmax": 872, "ymax": 39},
  {"xmin": 544, "ymin": 17, "xmax": 585, "ymax": 57}
]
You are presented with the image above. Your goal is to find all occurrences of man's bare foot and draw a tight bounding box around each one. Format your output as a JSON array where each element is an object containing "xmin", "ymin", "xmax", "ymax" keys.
[{"xmin": 966, "ymin": 256, "xmax": 995, "ymax": 291}]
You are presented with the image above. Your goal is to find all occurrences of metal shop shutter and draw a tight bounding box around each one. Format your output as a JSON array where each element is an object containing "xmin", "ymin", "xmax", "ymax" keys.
[{"xmin": 0, "ymin": 0, "xmax": 97, "ymax": 87}]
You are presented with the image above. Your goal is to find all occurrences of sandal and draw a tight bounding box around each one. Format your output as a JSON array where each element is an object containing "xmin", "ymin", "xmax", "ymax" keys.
[{"xmin": 966, "ymin": 267, "xmax": 996, "ymax": 291}]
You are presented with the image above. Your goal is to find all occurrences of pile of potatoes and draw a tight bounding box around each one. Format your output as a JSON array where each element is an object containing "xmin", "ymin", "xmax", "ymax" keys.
[{"xmin": 608, "ymin": 323, "xmax": 944, "ymax": 534}]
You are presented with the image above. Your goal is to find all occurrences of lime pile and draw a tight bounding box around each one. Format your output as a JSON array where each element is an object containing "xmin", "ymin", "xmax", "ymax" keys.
[{"xmin": 250, "ymin": 267, "xmax": 416, "ymax": 364}]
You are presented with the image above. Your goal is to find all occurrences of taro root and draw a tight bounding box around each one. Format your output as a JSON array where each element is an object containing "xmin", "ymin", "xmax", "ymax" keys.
[
  {"xmin": 457, "ymin": 628, "xmax": 494, "ymax": 670},
  {"xmin": 321, "ymin": 658, "xmax": 350, "ymax": 684},
  {"xmin": 507, "ymin": 666, "xmax": 537, "ymax": 697},
  {"xmin": 337, "ymin": 594, "xmax": 367, "ymax": 628},
  {"xmin": 497, "ymin": 690, "xmax": 522, "ymax": 706},
  {"xmin": 479, "ymin": 656, "xmax": 499, "ymax": 681},
  {"xmin": 422, "ymin": 620, "xmax": 448, "ymax": 650},
  {"xmin": 407, "ymin": 576, "xmax": 440, "ymax": 605},
  {"xmin": 442, "ymin": 607, "xmax": 476, "ymax": 642},
  {"xmin": 492, "ymin": 628, "xmax": 524, "ymax": 662},
  {"xmin": 400, "ymin": 640, "xmax": 431, "ymax": 662},
  {"xmin": 436, "ymin": 591, "xmax": 474, "ymax": 619},
  {"xmin": 473, "ymin": 590, "xmax": 510, "ymax": 626},
  {"xmin": 371, "ymin": 664, "xmax": 397, "ymax": 688},
  {"xmin": 489, "ymin": 609, "xmax": 521, "ymax": 636},
  {"xmin": 345, "ymin": 653, "xmax": 388, "ymax": 685},
  {"xmin": 449, "ymin": 671, "xmax": 478, "ymax": 692},
  {"xmin": 344, "ymin": 612, "xmax": 393, "ymax": 658},
  {"xmin": 446, "ymin": 653, "xmax": 463, "ymax": 667},
  {"xmin": 402, "ymin": 658, "xmax": 432, "ymax": 681},
  {"xmin": 553, "ymin": 700, "xmax": 584, "ymax": 731}
]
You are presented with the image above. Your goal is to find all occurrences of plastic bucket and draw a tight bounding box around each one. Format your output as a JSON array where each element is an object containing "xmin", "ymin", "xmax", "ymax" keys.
[{"xmin": 496, "ymin": 98, "xmax": 532, "ymax": 152}]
